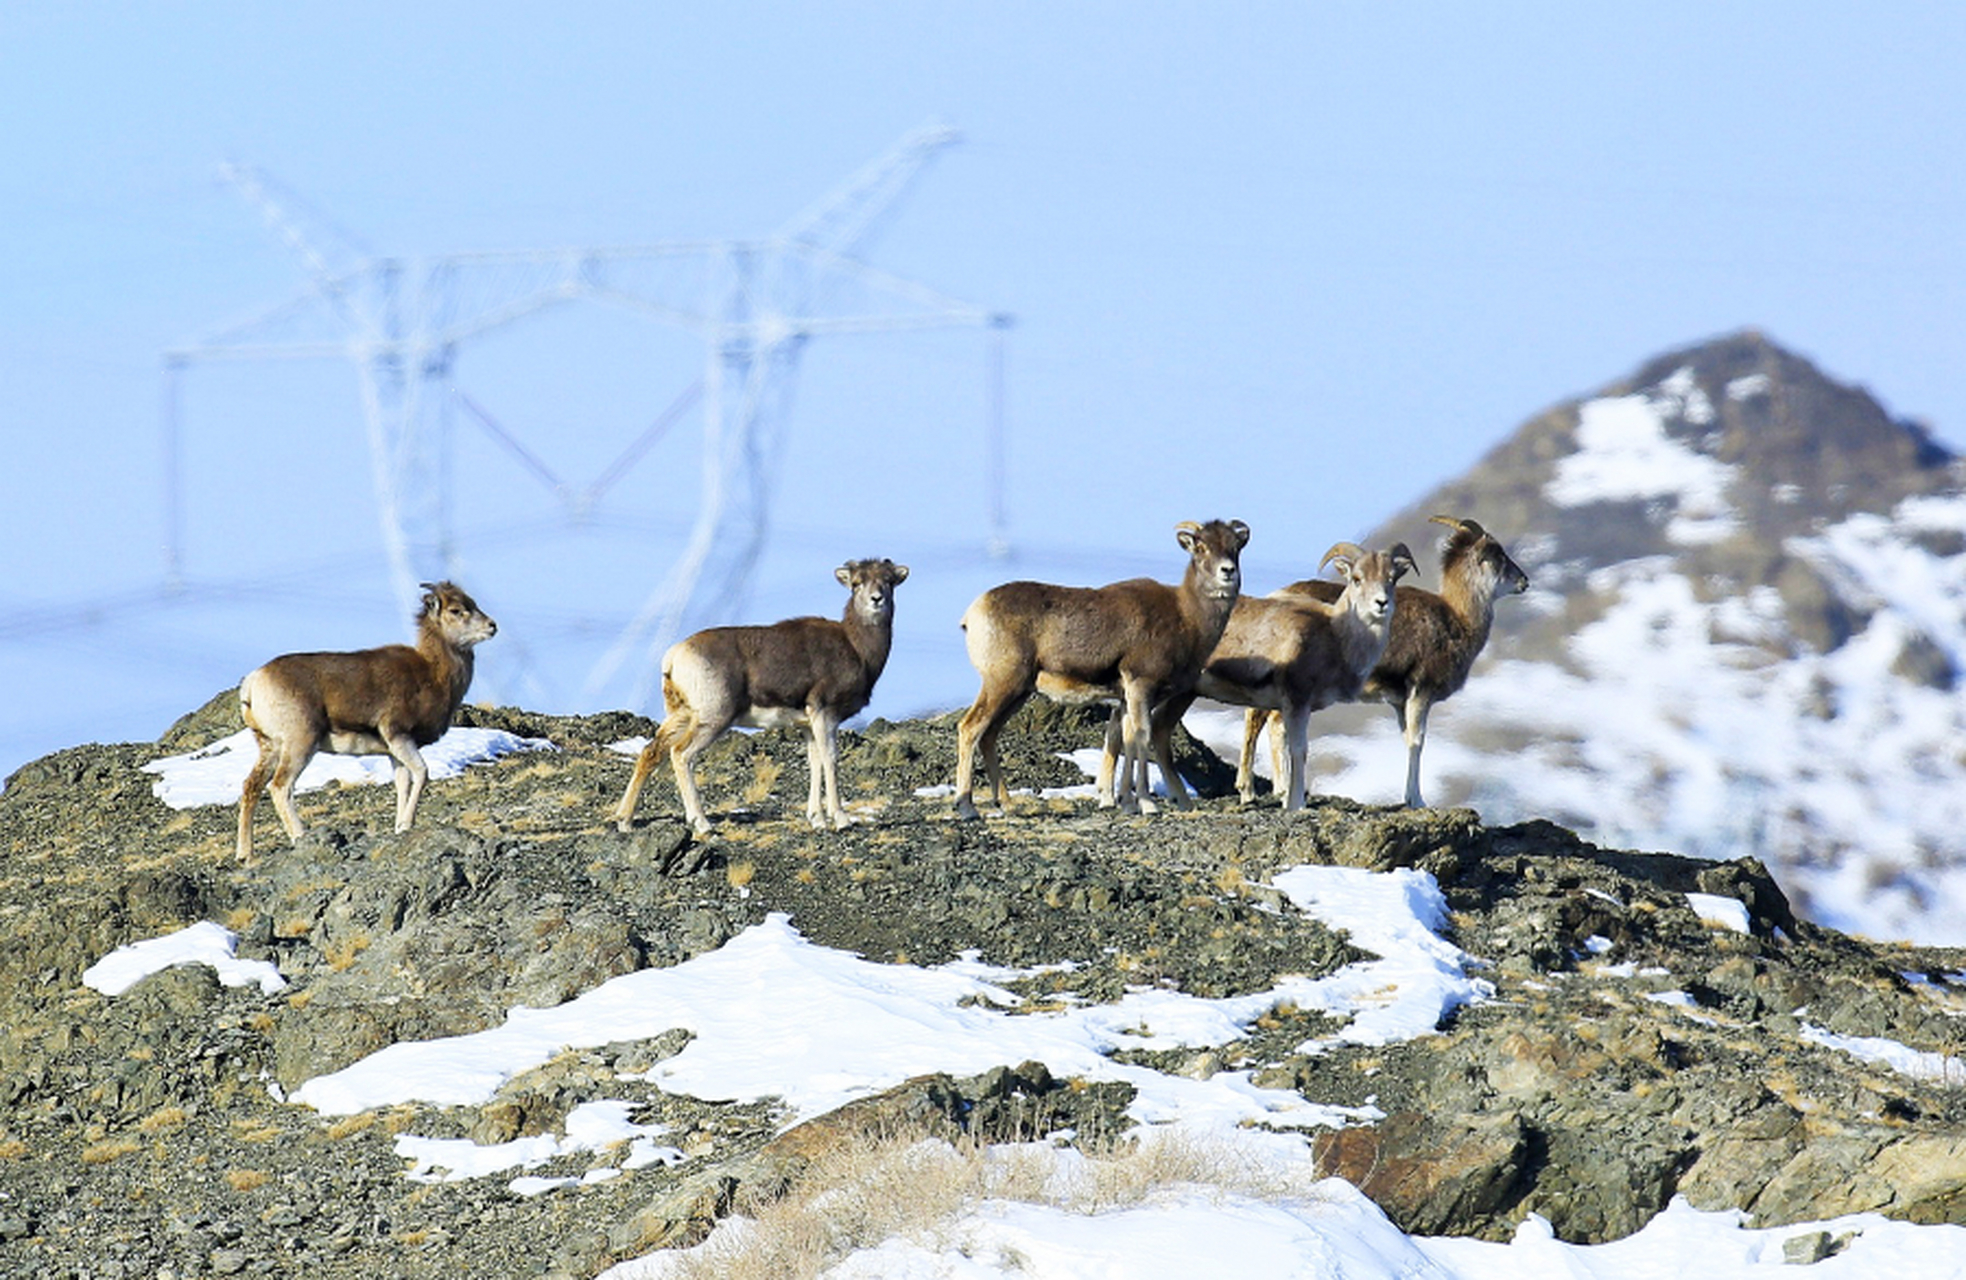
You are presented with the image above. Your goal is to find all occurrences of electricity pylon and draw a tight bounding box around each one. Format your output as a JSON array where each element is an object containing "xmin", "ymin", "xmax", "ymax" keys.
[{"xmin": 163, "ymin": 121, "xmax": 1010, "ymax": 708}]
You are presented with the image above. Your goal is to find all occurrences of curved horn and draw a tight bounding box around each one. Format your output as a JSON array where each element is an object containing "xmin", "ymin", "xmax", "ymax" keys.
[
  {"xmin": 1175, "ymin": 520, "xmax": 1203, "ymax": 536},
  {"xmin": 1319, "ymin": 541, "xmax": 1365, "ymax": 572},
  {"xmin": 1429, "ymin": 514, "xmax": 1488, "ymax": 537}
]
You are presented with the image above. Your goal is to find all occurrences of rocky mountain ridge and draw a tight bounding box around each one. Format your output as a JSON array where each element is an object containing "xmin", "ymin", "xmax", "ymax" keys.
[{"xmin": 2, "ymin": 697, "xmax": 1964, "ymax": 1279}]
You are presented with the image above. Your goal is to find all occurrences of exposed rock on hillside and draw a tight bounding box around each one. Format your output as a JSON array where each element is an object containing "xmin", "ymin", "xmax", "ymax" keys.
[{"xmin": 2, "ymin": 700, "xmax": 1964, "ymax": 1278}]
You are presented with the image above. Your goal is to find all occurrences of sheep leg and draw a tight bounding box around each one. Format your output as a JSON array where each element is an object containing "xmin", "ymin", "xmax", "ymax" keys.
[
  {"xmin": 1267, "ymin": 714, "xmax": 1286, "ymax": 801},
  {"xmin": 237, "ymin": 737, "xmax": 277, "ymax": 860},
  {"xmin": 1097, "ymin": 708, "xmax": 1123, "ymax": 807},
  {"xmin": 384, "ymin": 732, "xmax": 429, "ymax": 833},
  {"xmin": 1115, "ymin": 678, "xmax": 1154, "ymax": 815},
  {"xmin": 809, "ymin": 709, "xmax": 846, "ymax": 829},
  {"xmin": 1280, "ymin": 703, "xmax": 1313, "ymax": 812},
  {"xmin": 1149, "ymin": 693, "xmax": 1196, "ymax": 809},
  {"xmin": 669, "ymin": 718, "xmax": 724, "ymax": 835},
  {"xmin": 266, "ymin": 745, "xmax": 311, "ymax": 846},
  {"xmin": 612, "ymin": 726, "xmax": 674, "ymax": 833},
  {"xmin": 1236, "ymin": 709, "xmax": 1266, "ymax": 804},
  {"xmin": 1401, "ymin": 690, "xmax": 1433, "ymax": 808},
  {"xmin": 956, "ymin": 685, "xmax": 1026, "ymax": 819}
]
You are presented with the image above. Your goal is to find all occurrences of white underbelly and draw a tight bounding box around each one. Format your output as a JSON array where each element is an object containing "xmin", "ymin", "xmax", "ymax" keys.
[{"xmin": 736, "ymin": 705, "xmax": 810, "ymax": 731}]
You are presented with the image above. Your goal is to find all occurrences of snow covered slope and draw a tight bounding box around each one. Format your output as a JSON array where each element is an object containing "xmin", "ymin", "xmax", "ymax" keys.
[{"xmin": 1228, "ymin": 332, "xmax": 1966, "ymax": 944}]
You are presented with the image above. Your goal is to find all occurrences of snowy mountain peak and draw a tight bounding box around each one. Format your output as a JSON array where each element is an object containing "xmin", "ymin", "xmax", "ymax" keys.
[{"xmin": 1287, "ymin": 332, "xmax": 1966, "ymax": 943}]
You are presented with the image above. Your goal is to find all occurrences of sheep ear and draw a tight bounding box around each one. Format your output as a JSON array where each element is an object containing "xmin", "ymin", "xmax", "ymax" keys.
[
  {"xmin": 1391, "ymin": 543, "xmax": 1417, "ymax": 580},
  {"xmin": 1229, "ymin": 519, "xmax": 1251, "ymax": 548},
  {"xmin": 890, "ymin": 563, "xmax": 910, "ymax": 584},
  {"xmin": 1175, "ymin": 521, "xmax": 1203, "ymax": 551},
  {"xmin": 836, "ymin": 564, "xmax": 855, "ymax": 587}
]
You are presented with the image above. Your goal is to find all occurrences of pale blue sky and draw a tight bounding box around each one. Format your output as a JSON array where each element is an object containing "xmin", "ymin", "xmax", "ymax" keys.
[{"xmin": 3, "ymin": 3, "xmax": 1963, "ymax": 777}]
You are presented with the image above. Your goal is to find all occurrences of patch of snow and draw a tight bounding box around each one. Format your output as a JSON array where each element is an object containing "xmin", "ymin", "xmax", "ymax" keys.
[
  {"xmin": 394, "ymin": 1099, "xmax": 681, "ymax": 1187},
  {"xmin": 1686, "ymin": 893, "xmax": 1751, "ymax": 934},
  {"xmin": 1726, "ymin": 373, "xmax": 1771, "ymax": 401},
  {"xmin": 82, "ymin": 921, "xmax": 286, "ymax": 996},
  {"xmin": 1545, "ymin": 382, "xmax": 1737, "ymax": 545},
  {"xmin": 290, "ymin": 868, "xmax": 1475, "ymax": 1137},
  {"xmin": 144, "ymin": 726, "xmax": 556, "ymax": 810},
  {"xmin": 1799, "ymin": 1024, "xmax": 1965, "ymax": 1085}
]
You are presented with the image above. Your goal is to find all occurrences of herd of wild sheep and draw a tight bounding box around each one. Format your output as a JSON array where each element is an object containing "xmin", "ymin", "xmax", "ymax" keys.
[{"xmin": 232, "ymin": 516, "xmax": 1529, "ymax": 858}]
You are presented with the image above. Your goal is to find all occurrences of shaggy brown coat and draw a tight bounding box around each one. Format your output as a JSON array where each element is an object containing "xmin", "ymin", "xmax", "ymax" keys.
[
  {"xmin": 613, "ymin": 558, "xmax": 909, "ymax": 834},
  {"xmin": 1265, "ymin": 515, "xmax": 1528, "ymax": 806},
  {"xmin": 237, "ymin": 581, "xmax": 497, "ymax": 859},
  {"xmin": 1126, "ymin": 541, "xmax": 1413, "ymax": 811},
  {"xmin": 954, "ymin": 518, "xmax": 1249, "ymax": 818}
]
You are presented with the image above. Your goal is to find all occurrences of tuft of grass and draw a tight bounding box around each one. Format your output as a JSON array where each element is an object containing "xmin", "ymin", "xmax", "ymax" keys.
[
  {"xmin": 324, "ymin": 1112, "xmax": 376, "ymax": 1141},
  {"xmin": 324, "ymin": 934, "xmax": 371, "ymax": 972},
  {"xmin": 655, "ymin": 1126, "xmax": 1325, "ymax": 1280},
  {"xmin": 726, "ymin": 860, "xmax": 756, "ymax": 890},
  {"xmin": 80, "ymin": 1138, "xmax": 142, "ymax": 1166},
  {"xmin": 742, "ymin": 756, "xmax": 783, "ymax": 805},
  {"xmin": 0, "ymin": 1137, "xmax": 29, "ymax": 1160},
  {"xmin": 137, "ymin": 1107, "xmax": 188, "ymax": 1135},
  {"xmin": 224, "ymin": 1168, "xmax": 272, "ymax": 1193}
]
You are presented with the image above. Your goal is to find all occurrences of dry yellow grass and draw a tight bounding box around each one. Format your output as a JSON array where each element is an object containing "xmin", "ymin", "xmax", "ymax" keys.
[
  {"xmin": 324, "ymin": 1112, "xmax": 377, "ymax": 1141},
  {"xmin": 224, "ymin": 1168, "xmax": 272, "ymax": 1193},
  {"xmin": 0, "ymin": 1137, "xmax": 29, "ymax": 1160},
  {"xmin": 223, "ymin": 906, "xmax": 257, "ymax": 933},
  {"xmin": 726, "ymin": 860, "xmax": 756, "ymax": 890},
  {"xmin": 137, "ymin": 1107, "xmax": 188, "ymax": 1135},
  {"xmin": 657, "ymin": 1128, "xmax": 1325, "ymax": 1280},
  {"xmin": 231, "ymin": 1120, "xmax": 282, "ymax": 1145},
  {"xmin": 80, "ymin": 1138, "xmax": 142, "ymax": 1166},
  {"xmin": 742, "ymin": 756, "xmax": 783, "ymax": 805},
  {"xmin": 324, "ymin": 934, "xmax": 371, "ymax": 972}
]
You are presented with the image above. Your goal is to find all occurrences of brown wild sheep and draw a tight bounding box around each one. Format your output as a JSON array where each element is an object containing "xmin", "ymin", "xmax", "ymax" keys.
[
  {"xmin": 1112, "ymin": 540, "xmax": 1414, "ymax": 811},
  {"xmin": 953, "ymin": 518, "xmax": 1250, "ymax": 818},
  {"xmin": 237, "ymin": 581, "xmax": 498, "ymax": 860},
  {"xmin": 1259, "ymin": 514, "xmax": 1529, "ymax": 806},
  {"xmin": 612, "ymin": 558, "xmax": 909, "ymax": 835}
]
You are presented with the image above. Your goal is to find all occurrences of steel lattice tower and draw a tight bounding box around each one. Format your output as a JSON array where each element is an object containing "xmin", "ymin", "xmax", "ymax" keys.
[{"xmin": 163, "ymin": 122, "xmax": 1011, "ymax": 708}]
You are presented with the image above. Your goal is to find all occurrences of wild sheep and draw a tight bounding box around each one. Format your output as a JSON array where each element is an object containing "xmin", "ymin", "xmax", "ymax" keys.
[
  {"xmin": 953, "ymin": 519, "xmax": 1250, "ymax": 819},
  {"xmin": 1113, "ymin": 541, "xmax": 1414, "ymax": 811},
  {"xmin": 1257, "ymin": 514, "xmax": 1529, "ymax": 806},
  {"xmin": 237, "ymin": 581, "xmax": 498, "ymax": 860},
  {"xmin": 612, "ymin": 558, "xmax": 909, "ymax": 835}
]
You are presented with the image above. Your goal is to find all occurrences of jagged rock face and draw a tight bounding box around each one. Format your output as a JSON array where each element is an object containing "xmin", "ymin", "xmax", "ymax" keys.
[
  {"xmin": 1298, "ymin": 331, "xmax": 1966, "ymax": 943},
  {"xmin": 3, "ymin": 702, "xmax": 1966, "ymax": 1279}
]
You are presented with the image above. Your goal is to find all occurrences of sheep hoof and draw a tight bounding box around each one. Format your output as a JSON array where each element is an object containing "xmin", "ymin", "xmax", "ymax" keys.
[{"xmin": 953, "ymin": 798, "xmax": 982, "ymax": 821}]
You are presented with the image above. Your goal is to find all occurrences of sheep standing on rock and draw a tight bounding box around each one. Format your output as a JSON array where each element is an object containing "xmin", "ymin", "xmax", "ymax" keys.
[
  {"xmin": 236, "ymin": 581, "xmax": 498, "ymax": 860},
  {"xmin": 613, "ymin": 558, "xmax": 909, "ymax": 835},
  {"xmin": 1116, "ymin": 540, "xmax": 1415, "ymax": 811},
  {"xmin": 953, "ymin": 519, "xmax": 1250, "ymax": 818},
  {"xmin": 1260, "ymin": 514, "xmax": 1529, "ymax": 806}
]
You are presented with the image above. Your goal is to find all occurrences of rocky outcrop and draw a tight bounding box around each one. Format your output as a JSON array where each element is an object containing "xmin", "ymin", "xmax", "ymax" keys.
[{"xmin": 1, "ymin": 700, "xmax": 1963, "ymax": 1278}]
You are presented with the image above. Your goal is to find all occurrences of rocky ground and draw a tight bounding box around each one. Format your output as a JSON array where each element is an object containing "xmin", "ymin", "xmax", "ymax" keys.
[{"xmin": 2, "ymin": 696, "xmax": 1965, "ymax": 1279}]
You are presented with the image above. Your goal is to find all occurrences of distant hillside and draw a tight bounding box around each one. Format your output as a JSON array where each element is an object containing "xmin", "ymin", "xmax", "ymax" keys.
[{"xmin": 1262, "ymin": 331, "xmax": 1966, "ymax": 943}]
